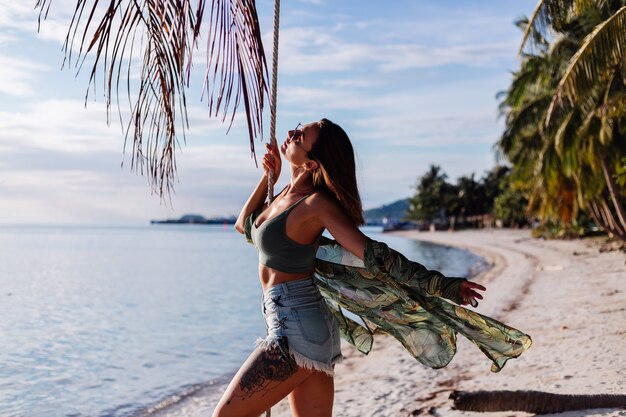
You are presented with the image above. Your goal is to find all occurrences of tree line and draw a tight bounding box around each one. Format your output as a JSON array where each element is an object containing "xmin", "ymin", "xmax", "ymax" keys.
[{"xmin": 407, "ymin": 165, "xmax": 528, "ymax": 230}]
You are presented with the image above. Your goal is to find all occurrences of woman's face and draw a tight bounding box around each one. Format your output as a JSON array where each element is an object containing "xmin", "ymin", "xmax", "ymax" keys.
[{"xmin": 280, "ymin": 121, "xmax": 320, "ymax": 166}]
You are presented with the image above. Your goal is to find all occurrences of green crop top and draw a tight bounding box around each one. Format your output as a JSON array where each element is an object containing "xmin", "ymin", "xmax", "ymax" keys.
[{"xmin": 250, "ymin": 194, "xmax": 320, "ymax": 273}]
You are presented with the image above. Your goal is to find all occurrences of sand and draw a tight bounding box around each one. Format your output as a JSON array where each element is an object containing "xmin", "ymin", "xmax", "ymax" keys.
[
  {"xmin": 272, "ymin": 229, "xmax": 626, "ymax": 416},
  {"xmin": 161, "ymin": 229, "xmax": 626, "ymax": 417}
]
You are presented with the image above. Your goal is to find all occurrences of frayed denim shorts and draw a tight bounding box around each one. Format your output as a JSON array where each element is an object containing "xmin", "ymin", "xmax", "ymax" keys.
[{"xmin": 256, "ymin": 277, "xmax": 342, "ymax": 376}]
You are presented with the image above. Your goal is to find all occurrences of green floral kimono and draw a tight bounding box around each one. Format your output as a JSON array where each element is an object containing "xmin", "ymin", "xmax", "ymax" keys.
[{"xmin": 245, "ymin": 214, "xmax": 531, "ymax": 373}]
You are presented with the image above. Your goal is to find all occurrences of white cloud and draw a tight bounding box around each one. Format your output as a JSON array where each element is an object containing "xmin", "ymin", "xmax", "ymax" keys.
[
  {"xmin": 0, "ymin": 3, "xmax": 40, "ymax": 31},
  {"xmin": 0, "ymin": 95, "xmax": 266, "ymax": 224},
  {"xmin": 0, "ymin": 53, "xmax": 49, "ymax": 96},
  {"xmin": 375, "ymin": 42, "xmax": 516, "ymax": 72},
  {"xmin": 297, "ymin": 0, "xmax": 326, "ymax": 5},
  {"xmin": 0, "ymin": 99, "xmax": 122, "ymax": 153},
  {"xmin": 273, "ymin": 19, "xmax": 517, "ymax": 75},
  {"xmin": 352, "ymin": 113, "xmax": 500, "ymax": 147},
  {"xmin": 277, "ymin": 75, "xmax": 505, "ymax": 148},
  {"xmin": 321, "ymin": 77, "xmax": 387, "ymax": 88},
  {"xmin": 0, "ymin": 1, "xmax": 76, "ymax": 43}
]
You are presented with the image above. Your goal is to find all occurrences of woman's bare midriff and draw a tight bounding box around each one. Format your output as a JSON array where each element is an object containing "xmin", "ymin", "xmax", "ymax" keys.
[{"xmin": 259, "ymin": 264, "xmax": 314, "ymax": 293}]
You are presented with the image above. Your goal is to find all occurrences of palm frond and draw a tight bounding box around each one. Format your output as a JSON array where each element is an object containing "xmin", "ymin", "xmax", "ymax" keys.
[
  {"xmin": 547, "ymin": 6, "xmax": 626, "ymax": 122},
  {"xmin": 519, "ymin": 0, "xmax": 605, "ymax": 54},
  {"xmin": 595, "ymin": 91, "xmax": 626, "ymax": 118},
  {"xmin": 519, "ymin": 0, "xmax": 570, "ymax": 54},
  {"xmin": 203, "ymin": 0, "xmax": 268, "ymax": 162},
  {"xmin": 498, "ymin": 95, "xmax": 552, "ymax": 157},
  {"xmin": 35, "ymin": 0, "xmax": 268, "ymax": 196},
  {"xmin": 504, "ymin": 56, "xmax": 551, "ymax": 108},
  {"xmin": 553, "ymin": 110, "xmax": 575, "ymax": 157}
]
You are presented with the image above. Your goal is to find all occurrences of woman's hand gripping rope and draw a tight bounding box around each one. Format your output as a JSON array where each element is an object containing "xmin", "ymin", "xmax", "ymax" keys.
[{"xmin": 262, "ymin": 143, "xmax": 282, "ymax": 181}]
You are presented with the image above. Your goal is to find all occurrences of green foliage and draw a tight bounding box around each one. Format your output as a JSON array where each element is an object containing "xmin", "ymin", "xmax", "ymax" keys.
[
  {"xmin": 483, "ymin": 166, "xmax": 511, "ymax": 203},
  {"xmin": 615, "ymin": 157, "xmax": 626, "ymax": 187},
  {"xmin": 493, "ymin": 189, "xmax": 528, "ymax": 227},
  {"xmin": 456, "ymin": 174, "xmax": 485, "ymax": 216},
  {"xmin": 497, "ymin": 2, "xmax": 626, "ymax": 241},
  {"xmin": 408, "ymin": 165, "xmax": 451, "ymax": 222},
  {"xmin": 408, "ymin": 165, "xmax": 515, "ymax": 227},
  {"xmin": 531, "ymin": 219, "xmax": 589, "ymax": 239}
]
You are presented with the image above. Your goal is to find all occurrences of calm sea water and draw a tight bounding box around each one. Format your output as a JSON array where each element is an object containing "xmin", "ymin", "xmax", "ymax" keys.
[{"xmin": 0, "ymin": 225, "xmax": 483, "ymax": 417}]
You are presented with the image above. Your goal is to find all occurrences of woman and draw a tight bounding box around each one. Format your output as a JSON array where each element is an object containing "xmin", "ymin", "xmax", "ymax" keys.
[{"xmin": 212, "ymin": 119, "xmax": 488, "ymax": 417}]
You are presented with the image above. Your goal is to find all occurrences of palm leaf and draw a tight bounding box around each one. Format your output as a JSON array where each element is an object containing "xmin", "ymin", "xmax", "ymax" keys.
[
  {"xmin": 519, "ymin": 0, "xmax": 572, "ymax": 54},
  {"xmin": 498, "ymin": 95, "xmax": 552, "ymax": 157},
  {"xmin": 519, "ymin": 0, "xmax": 606, "ymax": 54},
  {"xmin": 34, "ymin": 0, "xmax": 268, "ymax": 196},
  {"xmin": 203, "ymin": 0, "xmax": 268, "ymax": 162},
  {"xmin": 553, "ymin": 110, "xmax": 575, "ymax": 157},
  {"xmin": 547, "ymin": 6, "xmax": 626, "ymax": 123},
  {"xmin": 595, "ymin": 91, "xmax": 626, "ymax": 118}
]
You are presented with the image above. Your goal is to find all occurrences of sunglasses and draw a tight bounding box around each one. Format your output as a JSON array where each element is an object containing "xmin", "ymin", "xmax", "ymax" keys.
[
  {"xmin": 290, "ymin": 122, "xmax": 304, "ymax": 140},
  {"xmin": 289, "ymin": 122, "xmax": 313, "ymax": 155}
]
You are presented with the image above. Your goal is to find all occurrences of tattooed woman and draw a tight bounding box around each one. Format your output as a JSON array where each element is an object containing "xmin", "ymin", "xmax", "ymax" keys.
[{"xmin": 211, "ymin": 119, "xmax": 490, "ymax": 417}]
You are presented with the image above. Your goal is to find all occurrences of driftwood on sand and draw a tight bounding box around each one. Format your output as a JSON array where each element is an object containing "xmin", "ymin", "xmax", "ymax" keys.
[{"xmin": 451, "ymin": 390, "xmax": 626, "ymax": 414}]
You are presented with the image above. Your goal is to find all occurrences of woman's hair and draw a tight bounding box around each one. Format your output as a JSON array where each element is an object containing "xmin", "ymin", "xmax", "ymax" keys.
[{"xmin": 309, "ymin": 118, "xmax": 365, "ymax": 226}]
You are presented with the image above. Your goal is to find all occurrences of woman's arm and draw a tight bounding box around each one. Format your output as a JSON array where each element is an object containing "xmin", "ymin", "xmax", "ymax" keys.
[
  {"xmin": 318, "ymin": 199, "xmax": 485, "ymax": 306},
  {"xmin": 234, "ymin": 175, "xmax": 268, "ymax": 234},
  {"xmin": 317, "ymin": 198, "xmax": 367, "ymax": 260},
  {"xmin": 234, "ymin": 143, "xmax": 281, "ymax": 234}
]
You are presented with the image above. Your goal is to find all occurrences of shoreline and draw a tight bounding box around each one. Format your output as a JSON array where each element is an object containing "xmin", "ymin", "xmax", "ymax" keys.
[
  {"xmin": 158, "ymin": 229, "xmax": 626, "ymax": 417},
  {"xmin": 145, "ymin": 229, "xmax": 487, "ymax": 417},
  {"xmin": 276, "ymin": 229, "xmax": 625, "ymax": 416}
]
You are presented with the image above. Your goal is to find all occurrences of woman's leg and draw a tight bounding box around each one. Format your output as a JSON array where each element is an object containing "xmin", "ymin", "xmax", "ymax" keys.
[
  {"xmin": 212, "ymin": 342, "xmax": 313, "ymax": 417},
  {"xmin": 288, "ymin": 370, "xmax": 334, "ymax": 417}
]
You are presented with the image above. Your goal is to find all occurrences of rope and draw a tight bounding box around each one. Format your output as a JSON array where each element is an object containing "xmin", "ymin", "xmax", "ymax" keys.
[
  {"xmin": 263, "ymin": 8, "xmax": 281, "ymax": 417},
  {"xmin": 267, "ymin": 0, "xmax": 281, "ymax": 203}
]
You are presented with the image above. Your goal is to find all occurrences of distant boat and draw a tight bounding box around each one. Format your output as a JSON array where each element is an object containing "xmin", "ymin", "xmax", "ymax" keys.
[{"xmin": 150, "ymin": 214, "xmax": 236, "ymax": 225}]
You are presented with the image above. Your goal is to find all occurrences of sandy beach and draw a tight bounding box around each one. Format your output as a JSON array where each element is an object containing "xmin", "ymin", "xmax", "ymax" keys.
[
  {"xmin": 160, "ymin": 229, "xmax": 625, "ymax": 417},
  {"xmin": 270, "ymin": 229, "xmax": 626, "ymax": 417}
]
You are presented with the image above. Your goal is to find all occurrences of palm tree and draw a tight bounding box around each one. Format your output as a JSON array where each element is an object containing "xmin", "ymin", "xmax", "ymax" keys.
[
  {"xmin": 481, "ymin": 166, "xmax": 511, "ymax": 211},
  {"xmin": 499, "ymin": 6, "xmax": 626, "ymax": 241},
  {"xmin": 408, "ymin": 165, "xmax": 452, "ymax": 226},
  {"xmin": 455, "ymin": 174, "xmax": 485, "ymax": 218},
  {"xmin": 497, "ymin": 18, "xmax": 583, "ymax": 226},
  {"xmin": 519, "ymin": 0, "xmax": 626, "ymax": 238},
  {"xmin": 34, "ymin": 0, "xmax": 269, "ymax": 195}
]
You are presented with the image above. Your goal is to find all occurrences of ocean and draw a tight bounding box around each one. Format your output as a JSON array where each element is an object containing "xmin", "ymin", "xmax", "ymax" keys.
[{"xmin": 0, "ymin": 225, "xmax": 484, "ymax": 417}]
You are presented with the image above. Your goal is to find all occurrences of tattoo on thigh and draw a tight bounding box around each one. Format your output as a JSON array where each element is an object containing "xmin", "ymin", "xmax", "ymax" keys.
[{"xmin": 231, "ymin": 338, "xmax": 298, "ymax": 402}]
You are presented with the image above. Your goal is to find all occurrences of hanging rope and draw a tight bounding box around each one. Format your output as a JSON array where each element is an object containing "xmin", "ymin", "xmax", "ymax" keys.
[
  {"xmin": 263, "ymin": 5, "xmax": 281, "ymax": 416},
  {"xmin": 267, "ymin": 0, "xmax": 281, "ymax": 203}
]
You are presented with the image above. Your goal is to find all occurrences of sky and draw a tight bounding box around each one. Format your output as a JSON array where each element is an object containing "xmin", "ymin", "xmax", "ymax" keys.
[{"xmin": 0, "ymin": 0, "xmax": 538, "ymax": 225}]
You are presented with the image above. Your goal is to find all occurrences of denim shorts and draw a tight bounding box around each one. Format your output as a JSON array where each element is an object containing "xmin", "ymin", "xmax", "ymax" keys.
[{"xmin": 256, "ymin": 277, "xmax": 342, "ymax": 376}]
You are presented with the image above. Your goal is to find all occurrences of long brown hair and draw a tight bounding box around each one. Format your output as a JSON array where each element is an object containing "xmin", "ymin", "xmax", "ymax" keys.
[{"xmin": 309, "ymin": 119, "xmax": 365, "ymax": 226}]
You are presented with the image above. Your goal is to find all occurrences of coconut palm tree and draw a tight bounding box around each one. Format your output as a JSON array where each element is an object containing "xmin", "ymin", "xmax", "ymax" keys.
[
  {"xmin": 34, "ymin": 0, "xmax": 269, "ymax": 195},
  {"xmin": 520, "ymin": 0, "xmax": 626, "ymax": 237},
  {"xmin": 499, "ymin": 6, "xmax": 626, "ymax": 241},
  {"xmin": 498, "ymin": 18, "xmax": 583, "ymax": 226},
  {"xmin": 455, "ymin": 174, "xmax": 485, "ymax": 218},
  {"xmin": 408, "ymin": 165, "xmax": 453, "ymax": 226}
]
